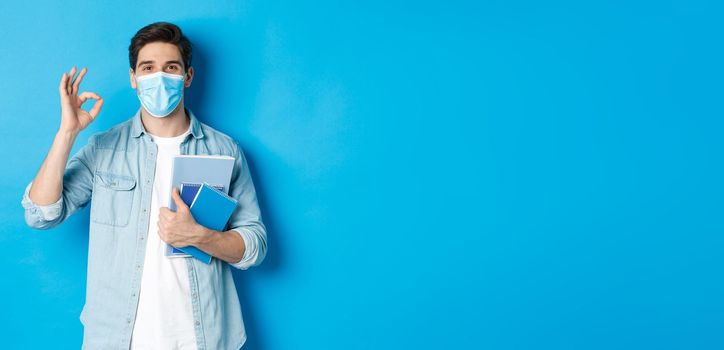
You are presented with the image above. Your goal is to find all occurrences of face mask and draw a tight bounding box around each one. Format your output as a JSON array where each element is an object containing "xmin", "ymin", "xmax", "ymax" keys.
[{"xmin": 135, "ymin": 71, "xmax": 186, "ymax": 118}]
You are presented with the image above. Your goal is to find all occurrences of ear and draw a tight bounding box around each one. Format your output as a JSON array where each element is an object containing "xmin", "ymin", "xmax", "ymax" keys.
[
  {"xmin": 129, "ymin": 68, "xmax": 138, "ymax": 90},
  {"xmin": 184, "ymin": 66, "xmax": 194, "ymax": 88}
]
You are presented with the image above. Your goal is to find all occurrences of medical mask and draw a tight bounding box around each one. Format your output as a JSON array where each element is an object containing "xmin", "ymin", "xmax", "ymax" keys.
[{"xmin": 135, "ymin": 71, "xmax": 186, "ymax": 118}]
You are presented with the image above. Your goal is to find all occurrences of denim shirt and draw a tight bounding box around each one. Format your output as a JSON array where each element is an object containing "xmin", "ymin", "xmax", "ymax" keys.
[{"xmin": 21, "ymin": 108, "xmax": 267, "ymax": 350}]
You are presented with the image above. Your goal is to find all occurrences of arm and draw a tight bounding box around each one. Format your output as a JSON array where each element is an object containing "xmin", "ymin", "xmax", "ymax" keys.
[
  {"xmin": 224, "ymin": 146, "xmax": 267, "ymax": 269},
  {"xmin": 187, "ymin": 224, "xmax": 248, "ymax": 265},
  {"xmin": 21, "ymin": 67, "xmax": 104, "ymax": 229},
  {"xmin": 29, "ymin": 130, "xmax": 80, "ymax": 205}
]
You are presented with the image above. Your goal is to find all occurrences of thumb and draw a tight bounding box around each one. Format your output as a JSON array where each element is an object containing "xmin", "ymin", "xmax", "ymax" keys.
[{"xmin": 172, "ymin": 187, "xmax": 188, "ymax": 211}]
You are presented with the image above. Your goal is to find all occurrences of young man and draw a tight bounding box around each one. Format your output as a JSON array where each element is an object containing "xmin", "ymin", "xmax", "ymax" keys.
[{"xmin": 21, "ymin": 22, "xmax": 266, "ymax": 350}]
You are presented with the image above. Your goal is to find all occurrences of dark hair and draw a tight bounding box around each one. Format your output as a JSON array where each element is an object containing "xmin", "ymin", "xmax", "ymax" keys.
[{"xmin": 129, "ymin": 22, "xmax": 192, "ymax": 72}]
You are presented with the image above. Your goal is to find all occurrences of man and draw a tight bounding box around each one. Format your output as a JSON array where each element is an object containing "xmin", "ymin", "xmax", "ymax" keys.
[{"xmin": 21, "ymin": 22, "xmax": 267, "ymax": 350}]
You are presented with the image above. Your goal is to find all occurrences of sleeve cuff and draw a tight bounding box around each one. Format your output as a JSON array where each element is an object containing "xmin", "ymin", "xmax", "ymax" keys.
[
  {"xmin": 230, "ymin": 227, "xmax": 258, "ymax": 270},
  {"xmin": 21, "ymin": 181, "xmax": 63, "ymax": 222}
]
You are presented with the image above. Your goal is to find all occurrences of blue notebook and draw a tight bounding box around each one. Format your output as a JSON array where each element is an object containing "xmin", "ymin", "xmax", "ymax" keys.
[
  {"xmin": 190, "ymin": 183, "xmax": 239, "ymax": 232},
  {"xmin": 165, "ymin": 155, "xmax": 235, "ymax": 262},
  {"xmin": 180, "ymin": 183, "xmax": 224, "ymax": 207}
]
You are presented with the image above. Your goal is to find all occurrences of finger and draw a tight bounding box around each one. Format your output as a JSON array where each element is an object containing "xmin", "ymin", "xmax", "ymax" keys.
[
  {"xmin": 78, "ymin": 91, "xmax": 100, "ymax": 103},
  {"xmin": 77, "ymin": 91, "xmax": 104, "ymax": 120},
  {"xmin": 157, "ymin": 226, "xmax": 167, "ymax": 241},
  {"xmin": 171, "ymin": 187, "xmax": 187, "ymax": 211},
  {"xmin": 88, "ymin": 97, "xmax": 104, "ymax": 119},
  {"xmin": 66, "ymin": 67, "xmax": 77, "ymax": 95},
  {"xmin": 159, "ymin": 208, "xmax": 174, "ymax": 221},
  {"xmin": 72, "ymin": 67, "xmax": 87, "ymax": 96},
  {"xmin": 59, "ymin": 73, "xmax": 69, "ymax": 99}
]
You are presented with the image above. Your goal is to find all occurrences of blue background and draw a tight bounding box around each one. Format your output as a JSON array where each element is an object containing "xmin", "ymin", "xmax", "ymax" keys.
[{"xmin": 1, "ymin": 1, "xmax": 723, "ymax": 349}]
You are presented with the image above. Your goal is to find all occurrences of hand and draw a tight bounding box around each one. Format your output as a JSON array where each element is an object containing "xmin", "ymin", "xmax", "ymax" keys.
[
  {"xmin": 58, "ymin": 67, "xmax": 104, "ymax": 134},
  {"xmin": 158, "ymin": 187, "xmax": 206, "ymax": 247}
]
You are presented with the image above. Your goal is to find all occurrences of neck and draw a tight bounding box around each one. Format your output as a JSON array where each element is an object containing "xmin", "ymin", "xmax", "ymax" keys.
[{"xmin": 140, "ymin": 102, "xmax": 190, "ymax": 137}]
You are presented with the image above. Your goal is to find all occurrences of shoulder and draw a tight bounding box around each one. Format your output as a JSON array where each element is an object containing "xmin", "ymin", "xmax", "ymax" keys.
[{"xmin": 198, "ymin": 121, "xmax": 243, "ymax": 155}]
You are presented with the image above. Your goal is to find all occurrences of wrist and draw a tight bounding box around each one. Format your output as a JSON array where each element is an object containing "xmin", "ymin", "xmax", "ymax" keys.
[
  {"xmin": 194, "ymin": 224, "xmax": 216, "ymax": 247},
  {"xmin": 56, "ymin": 129, "xmax": 79, "ymax": 140}
]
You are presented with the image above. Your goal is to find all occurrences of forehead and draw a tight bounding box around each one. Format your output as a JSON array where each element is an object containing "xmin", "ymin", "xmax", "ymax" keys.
[{"xmin": 137, "ymin": 42, "xmax": 182, "ymax": 65}]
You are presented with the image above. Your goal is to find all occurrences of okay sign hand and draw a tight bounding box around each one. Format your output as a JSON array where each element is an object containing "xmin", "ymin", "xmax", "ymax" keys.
[{"xmin": 58, "ymin": 67, "xmax": 104, "ymax": 134}]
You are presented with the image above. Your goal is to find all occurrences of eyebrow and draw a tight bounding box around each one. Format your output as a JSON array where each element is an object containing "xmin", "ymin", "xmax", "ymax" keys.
[{"xmin": 137, "ymin": 60, "xmax": 184, "ymax": 68}]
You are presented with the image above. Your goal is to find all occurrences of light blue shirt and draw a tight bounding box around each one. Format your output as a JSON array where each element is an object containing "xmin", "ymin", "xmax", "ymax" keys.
[{"xmin": 21, "ymin": 108, "xmax": 267, "ymax": 350}]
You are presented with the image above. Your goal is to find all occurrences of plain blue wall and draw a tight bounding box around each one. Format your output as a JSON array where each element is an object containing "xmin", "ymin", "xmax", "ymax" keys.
[{"xmin": 1, "ymin": 0, "xmax": 723, "ymax": 349}]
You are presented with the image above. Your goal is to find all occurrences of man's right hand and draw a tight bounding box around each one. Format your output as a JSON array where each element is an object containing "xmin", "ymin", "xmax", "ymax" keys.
[{"xmin": 59, "ymin": 67, "xmax": 104, "ymax": 134}]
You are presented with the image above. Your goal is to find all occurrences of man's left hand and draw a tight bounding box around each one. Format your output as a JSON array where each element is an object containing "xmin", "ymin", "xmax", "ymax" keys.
[{"xmin": 158, "ymin": 187, "xmax": 206, "ymax": 247}]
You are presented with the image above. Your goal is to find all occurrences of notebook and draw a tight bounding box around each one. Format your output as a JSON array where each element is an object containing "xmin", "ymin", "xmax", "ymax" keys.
[
  {"xmin": 190, "ymin": 182, "xmax": 239, "ymax": 232},
  {"xmin": 180, "ymin": 182, "xmax": 224, "ymax": 208}
]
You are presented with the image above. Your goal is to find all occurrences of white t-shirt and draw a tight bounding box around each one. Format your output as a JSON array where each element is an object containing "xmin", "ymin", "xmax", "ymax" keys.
[{"xmin": 130, "ymin": 124, "xmax": 198, "ymax": 350}]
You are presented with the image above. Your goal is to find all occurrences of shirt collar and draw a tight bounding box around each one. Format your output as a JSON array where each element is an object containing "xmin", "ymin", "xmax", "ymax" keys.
[{"xmin": 131, "ymin": 107, "xmax": 204, "ymax": 139}]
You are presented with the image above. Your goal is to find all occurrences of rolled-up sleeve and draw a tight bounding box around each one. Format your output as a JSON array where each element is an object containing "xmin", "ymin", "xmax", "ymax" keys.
[
  {"xmin": 226, "ymin": 142, "xmax": 267, "ymax": 270},
  {"xmin": 21, "ymin": 135, "xmax": 97, "ymax": 230},
  {"xmin": 230, "ymin": 227, "xmax": 263, "ymax": 270},
  {"xmin": 21, "ymin": 181, "xmax": 64, "ymax": 225}
]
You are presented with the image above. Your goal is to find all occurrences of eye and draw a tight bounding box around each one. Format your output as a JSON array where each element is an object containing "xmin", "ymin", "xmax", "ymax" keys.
[{"xmin": 142, "ymin": 66, "xmax": 151, "ymax": 71}]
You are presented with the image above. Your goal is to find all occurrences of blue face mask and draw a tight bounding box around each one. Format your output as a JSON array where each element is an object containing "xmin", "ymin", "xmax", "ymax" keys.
[{"xmin": 135, "ymin": 71, "xmax": 186, "ymax": 118}]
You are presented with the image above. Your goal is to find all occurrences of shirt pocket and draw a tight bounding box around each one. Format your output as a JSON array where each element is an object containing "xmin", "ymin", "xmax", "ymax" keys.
[{"xmin": 91, "ymin": 171, "xmax": 137, "ymax": 227}]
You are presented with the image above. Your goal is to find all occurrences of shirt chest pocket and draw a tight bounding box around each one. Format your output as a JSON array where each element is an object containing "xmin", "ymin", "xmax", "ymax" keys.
[{"xmin": 91, "ymin": 171, "xmax": 137, "ymax": 227}]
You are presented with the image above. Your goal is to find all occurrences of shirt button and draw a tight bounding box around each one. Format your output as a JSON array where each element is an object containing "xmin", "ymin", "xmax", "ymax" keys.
[
  {"xmin": 127, "ymin": 318, "xmax": 131, "ymax": 323},
  {"xmin": 195, "ymin": 321, "xmax": 200, "ymax": 326}
]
